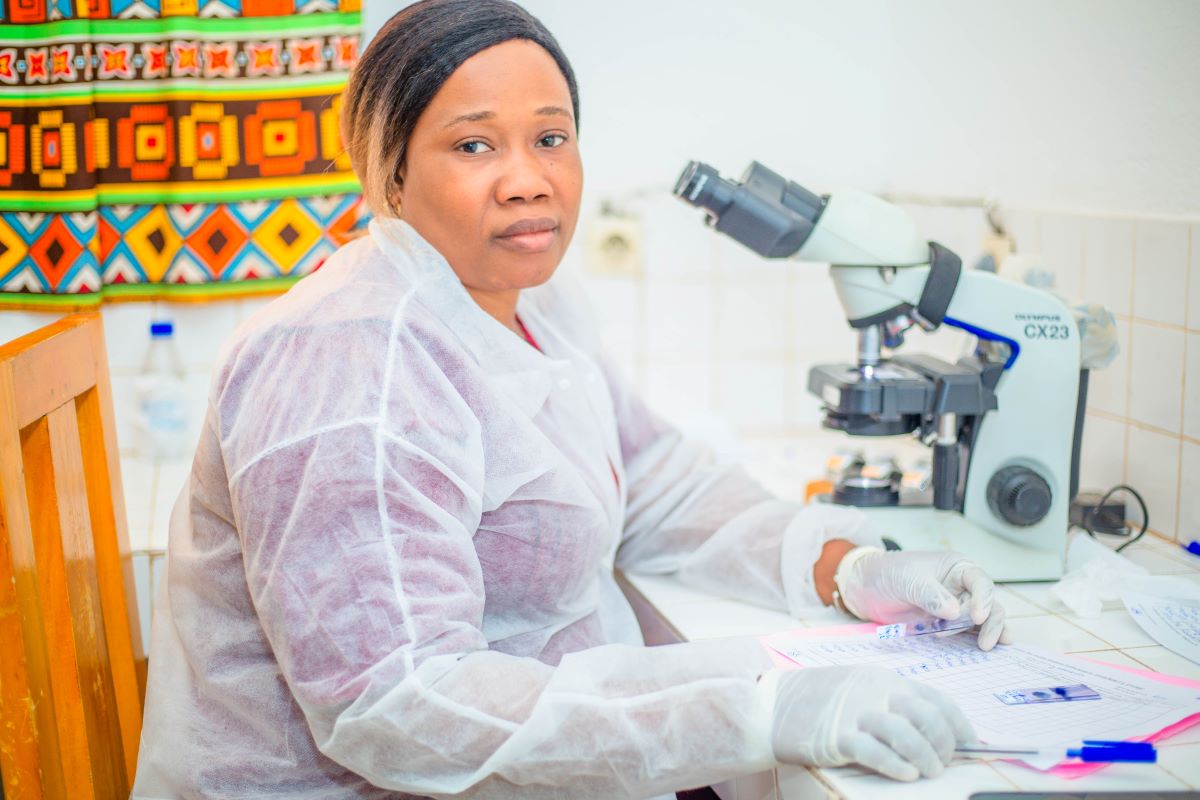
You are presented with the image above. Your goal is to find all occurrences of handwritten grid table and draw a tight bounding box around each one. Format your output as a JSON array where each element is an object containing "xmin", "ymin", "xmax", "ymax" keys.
[{"xmin": 622, "ymin": 532, "xmax": 1200, "ymax": 800}]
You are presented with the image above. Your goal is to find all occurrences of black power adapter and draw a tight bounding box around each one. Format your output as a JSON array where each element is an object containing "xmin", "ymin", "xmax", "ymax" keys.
[{"xmin": 1070, "ymin": 490, "xmax": 1129, "ymax": 536}]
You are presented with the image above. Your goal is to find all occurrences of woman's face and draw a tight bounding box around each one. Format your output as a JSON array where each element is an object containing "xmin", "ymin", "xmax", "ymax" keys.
[{"xmin": 398, "ymin": 39, "xmax": 583, "ymax": 299}]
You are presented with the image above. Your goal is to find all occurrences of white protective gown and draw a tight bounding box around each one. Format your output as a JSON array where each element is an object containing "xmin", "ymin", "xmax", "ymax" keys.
[{"xmin": 133, "ymin": 217, "xmax": 884, "ymax": 799}]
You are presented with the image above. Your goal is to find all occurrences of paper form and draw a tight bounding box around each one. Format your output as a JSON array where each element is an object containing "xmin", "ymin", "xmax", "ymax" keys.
[
  {"xmin": 1123, "ymin": 591, "xmax": 1200, "ymax": 665},
  {"xmin": 765, "ymin": 631, "xmax": 1200, "ymax": 768}
]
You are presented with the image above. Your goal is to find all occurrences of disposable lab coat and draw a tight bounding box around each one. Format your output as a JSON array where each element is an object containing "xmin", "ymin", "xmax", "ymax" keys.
[{"xmin": 132, "ymin": 218, "xmax": 883, "ymax": 799}]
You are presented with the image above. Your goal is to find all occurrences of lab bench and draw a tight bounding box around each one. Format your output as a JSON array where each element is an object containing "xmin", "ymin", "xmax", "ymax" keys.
[
  {"xmin": 619, "ymin": 533, "xmax": 1200, "ymax": 800},
  {"xmin": 125, "ymin": 455, "xmax": 1200, "ymax": 797}
]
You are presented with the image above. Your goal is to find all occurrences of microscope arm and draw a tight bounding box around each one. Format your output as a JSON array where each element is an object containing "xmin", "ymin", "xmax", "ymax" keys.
[{"xmin": 674, "ymin": 162, "xmax": 960, "ymax": 339}]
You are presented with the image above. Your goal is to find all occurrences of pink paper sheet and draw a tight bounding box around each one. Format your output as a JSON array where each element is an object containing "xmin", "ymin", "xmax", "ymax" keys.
[{"xmin": 761, "ymin": 625, "xmax": 1200, "ymax": 778}]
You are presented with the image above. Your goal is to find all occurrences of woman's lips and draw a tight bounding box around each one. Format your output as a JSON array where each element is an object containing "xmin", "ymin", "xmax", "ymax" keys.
[{"xmin": 495, "ymin": 218, "xmax": 558, "ymax": 253}]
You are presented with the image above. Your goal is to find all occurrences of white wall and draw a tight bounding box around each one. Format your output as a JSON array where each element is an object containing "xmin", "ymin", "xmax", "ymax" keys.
[{"xmin": 368, "ymin": 0, "xmax": 1200, "ymax": 217}]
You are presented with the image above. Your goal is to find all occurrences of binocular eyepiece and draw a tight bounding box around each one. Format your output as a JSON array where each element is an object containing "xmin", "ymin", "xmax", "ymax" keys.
[{"xmin": 672, "ymin": 160, "xmax": 827, "ymax": 259}]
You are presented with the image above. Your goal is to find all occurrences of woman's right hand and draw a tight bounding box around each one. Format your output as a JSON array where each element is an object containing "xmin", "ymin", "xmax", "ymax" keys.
[{"xmin": 763, "ymin": 666, "xmax": 975, "ymax": 781}]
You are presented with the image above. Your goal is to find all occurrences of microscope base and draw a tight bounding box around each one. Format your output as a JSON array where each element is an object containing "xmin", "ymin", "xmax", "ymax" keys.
[{"xmin": 861, "ymin": 506, "xmax": 1065, "ymax": 582}]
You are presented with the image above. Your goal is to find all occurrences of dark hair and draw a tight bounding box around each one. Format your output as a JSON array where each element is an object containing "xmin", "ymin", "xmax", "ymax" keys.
[{"xmin": 341, "ymin": 0, "xmax": 580, "ymax": 216}]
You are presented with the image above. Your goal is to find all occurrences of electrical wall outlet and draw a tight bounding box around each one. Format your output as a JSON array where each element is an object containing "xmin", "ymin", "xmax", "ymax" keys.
[
  {"xmin": 585, "ymin": 213, "xmax": 643, "ymax": 277},
  {"xmin": 981, "ymin": 231, "xmax": 1015, "ymax": 273}
]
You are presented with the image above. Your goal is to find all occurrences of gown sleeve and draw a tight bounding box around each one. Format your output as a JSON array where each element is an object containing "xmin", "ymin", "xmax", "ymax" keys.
[{"xmin": 605, "ymin": 357, "xmax": 885, "ymax": 615}]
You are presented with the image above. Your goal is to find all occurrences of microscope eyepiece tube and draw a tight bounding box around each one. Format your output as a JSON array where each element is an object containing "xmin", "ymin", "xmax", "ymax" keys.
[
  {"xmin": 674, "ymin": 160, "xmax": 819, "ymax": 258},
  {"xmin": 674, "ymin": 161, "xmax": 737, "ymax": 220}
]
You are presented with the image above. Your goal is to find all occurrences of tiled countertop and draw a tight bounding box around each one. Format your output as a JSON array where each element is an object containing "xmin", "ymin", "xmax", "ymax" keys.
[{"xmin": 624, "ymin": 534, "xmax": 1200, "ymax": 800}]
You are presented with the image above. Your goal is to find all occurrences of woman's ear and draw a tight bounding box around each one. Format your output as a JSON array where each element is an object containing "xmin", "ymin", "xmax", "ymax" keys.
[{"xmin": 390, "ymin": 165, "xmax": 405, "ymax": 217}]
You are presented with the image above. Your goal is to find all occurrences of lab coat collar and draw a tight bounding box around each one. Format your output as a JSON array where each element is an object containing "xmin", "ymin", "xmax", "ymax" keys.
[{"xmin": 369, "ymin": 216, "xmax": 565, "ymax": 419}]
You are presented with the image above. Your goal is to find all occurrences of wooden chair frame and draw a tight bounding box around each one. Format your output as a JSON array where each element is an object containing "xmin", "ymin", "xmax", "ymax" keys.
[{"xmin": 0, "ymin": 313, "xmax": 146, "ymax": 800}]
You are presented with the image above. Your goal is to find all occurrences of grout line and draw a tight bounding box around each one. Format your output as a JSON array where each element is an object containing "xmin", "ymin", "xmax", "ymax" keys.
[
  {"xmin": 1085, "ymin": 407, "xmax": 1127, "ymax": 425},
  {"xmin": 1124, "ymin": 230, "xmax": 1137, "ymax": 419},
  {"xmin": 1157, "ymin": 750, "xmax": 1200, "ymax": 789},
  {"xmin": 1187, "ymin": 225, "xmax": 1194, "ymax": 332},
  {"xmin": 1058, "ymin": 617, "xmax": 1121, "ymax": 651},
  {"xmin": 1122, "ymin": 418, "xmax": 1132, "ymax": 487},
  {"xmin": 1127, "ymin": 417, "xmax": 1186, "ymax": 439},
  {"xmin": 1093, "ymin": 411, "xmax": 1200, "ymax": 447},
  {"xmin": 1180, "ymin": 326, "xmax": 1190, "ymax": 544},
  {"xmin": 1117, "ymin": 646, "xmax": 1155, "ymax": 670},
  {"xmin": 1126, "ymin": 317, "xmax": 1192, "ymax": 333},
  {"xmin": 978, "ymin": 761, "xmax": 1023, "ymax": 790}
]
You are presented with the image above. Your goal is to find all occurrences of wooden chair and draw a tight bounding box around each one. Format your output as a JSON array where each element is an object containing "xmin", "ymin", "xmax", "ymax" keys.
[{"xmin": 0, "ymin": 313, "xmax": 146, "ymax": 799}]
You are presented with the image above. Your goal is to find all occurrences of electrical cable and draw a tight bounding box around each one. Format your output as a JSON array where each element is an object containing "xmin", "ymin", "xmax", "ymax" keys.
[{"xmin": 1072, "ymin": 484, "xmax": 1149, "ymax": 554}]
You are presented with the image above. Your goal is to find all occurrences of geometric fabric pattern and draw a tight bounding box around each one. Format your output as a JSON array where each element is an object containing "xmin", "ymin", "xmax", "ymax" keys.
[
  {"xmin": 0, "ymin": 195, "xmax": 364, "ymax": 304},
  {"xmin": 0, "ymin": 3, "xmax": 363, "ymax": 307}
]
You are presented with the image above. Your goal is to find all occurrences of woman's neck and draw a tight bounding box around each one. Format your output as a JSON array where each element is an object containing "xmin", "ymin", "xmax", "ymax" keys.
[{"xmin": 464, "ymin": 285, "xmax": 522, "ymax": 336}]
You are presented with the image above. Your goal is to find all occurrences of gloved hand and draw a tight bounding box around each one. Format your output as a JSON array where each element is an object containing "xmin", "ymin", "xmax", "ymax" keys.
[
  {"xmin": 836, "ymin": 548, "xmax": 1013, "ymax": 651},
  {"xmin": 763, "ymin": 665, "xmax": 975, "ymax": 781}
]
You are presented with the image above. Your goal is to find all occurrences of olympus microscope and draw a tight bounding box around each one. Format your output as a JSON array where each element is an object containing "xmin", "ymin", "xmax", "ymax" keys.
[{"xmin": 675, "ymin": 161, "xmax": 1084, "ymax": 581}]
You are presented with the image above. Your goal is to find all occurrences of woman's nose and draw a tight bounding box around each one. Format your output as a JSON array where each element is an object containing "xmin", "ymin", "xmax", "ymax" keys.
[{"xmin": 496, "ymin": 148, "xmax": 553, "ymax": 204}]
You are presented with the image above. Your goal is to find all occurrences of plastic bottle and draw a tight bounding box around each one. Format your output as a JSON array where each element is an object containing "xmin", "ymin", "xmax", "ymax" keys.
[{"xmin": 135, "ymin": 320, "xmax": 190, "ymax": 460}]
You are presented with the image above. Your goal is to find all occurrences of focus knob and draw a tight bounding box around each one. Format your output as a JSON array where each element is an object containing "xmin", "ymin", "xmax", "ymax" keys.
[{"xmin": 987, "ymin": 466, "xmax": 1052, "ymax": 527}]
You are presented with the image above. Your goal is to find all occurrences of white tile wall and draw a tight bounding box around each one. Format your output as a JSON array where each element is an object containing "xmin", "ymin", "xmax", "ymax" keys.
[
  {"xmin": 167, "ymin": 301, "xmax": 240, "ymax": 371},
  {"xmin": 714, "ymin": 358, "xmax": 791, "ymax": 432},
  {"xmin": 1002, "ymin": 208, "xmax": 1040, "ymax": 258},
  {"xmin": 1126, "ymin": 425, "xmax": 1182, "ymax": 540},
  {"xmin": 1038, "ymin": 213, "xmax": 1086, "ymax": 299},
  {"xmin": 1087, "ymin": 313, "xmax": 1131, "ymax": 417},
  {"xmin": 1128, "ymin": 322, "xmax": 1186, "ymax": 433},
  {"xmin": 715, "ymin": 273, "xmax": 794, "ymax": 360},
  {"xmin": 1134, "ymin": 220, "xmax": 1190, "ymax": 327},
  {"xmin": 1189, "ymin": 224, "xmax": 1199, "ymax": 330},
  {"xmin": 644, "ymin": 279, "xmax": 715, "ymax": 361},
  {"xmin": 1083, "ymin": 217, "xmax": 1135, "ymax": 317},
  {"xmin": 1180, "ymin": 441, "xmax": 1200, "ymax": 544},
  {"xmin": 102, "ymin": 303, "xmax": 156, "ymax": 372},
  {"xmin": 1078, "ymin": 412, "xmax": 1126, "ymax": 490},
  {"xmin": 0, "ymin": 309, "xmax": 62, "ymax": 344},
  {"xmin": 643, "ymin": 358, "xmax": 714, "ymax": 423},
  {"xmin": 1185, "ymin": 332, "xmax": 1200, "ymax": 440}
]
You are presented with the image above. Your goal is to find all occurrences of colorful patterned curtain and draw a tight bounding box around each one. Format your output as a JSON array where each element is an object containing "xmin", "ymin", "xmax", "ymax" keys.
[{"xmin": 0, "ymin": 0, "xmax": 364, "ymax": 309}]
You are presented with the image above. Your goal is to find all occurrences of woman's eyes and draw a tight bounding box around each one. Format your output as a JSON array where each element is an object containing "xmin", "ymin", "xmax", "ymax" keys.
[
  {"xmin": 537, "ymin": 133, "xmax": 568, "ymax": 148},
  {"xmin": 457, "ymin": 140, "xmax": 494, "ymax": 155},
  {"xmin": 455, "ymin": 134, "xmax": 568, "ymax": 155}
]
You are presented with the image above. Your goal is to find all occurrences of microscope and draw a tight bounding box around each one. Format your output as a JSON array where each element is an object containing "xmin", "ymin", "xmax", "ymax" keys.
[{"xmin": 675, "ymin": 161, "xmax": 1084, "ymax": 581}]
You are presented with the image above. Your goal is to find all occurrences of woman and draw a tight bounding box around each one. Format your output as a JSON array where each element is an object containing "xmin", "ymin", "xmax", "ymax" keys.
[{"xmin": 134, "ymin": 2, "xmax": 1011, "ymax": 798}]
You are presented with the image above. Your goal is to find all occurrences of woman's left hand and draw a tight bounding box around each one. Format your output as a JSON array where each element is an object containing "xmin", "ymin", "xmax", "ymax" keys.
[{"xmin": 837, "ymin": 549, "xmax": 1013, "ymax": 651}]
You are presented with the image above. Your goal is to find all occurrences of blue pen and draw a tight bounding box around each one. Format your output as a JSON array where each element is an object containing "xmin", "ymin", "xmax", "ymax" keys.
[{"xmin": 956, "ymin": 740, "xmax": 1157, "ymax": 763}]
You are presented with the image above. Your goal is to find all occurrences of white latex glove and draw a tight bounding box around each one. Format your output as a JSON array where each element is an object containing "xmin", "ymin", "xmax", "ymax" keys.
[
  {"xmin": 761, "ymin": 665, "xmax": 976, "ymax": 781},
  {"xmin": 836, "ymin": 548, "xmax": 1013, "ymax": 651}
]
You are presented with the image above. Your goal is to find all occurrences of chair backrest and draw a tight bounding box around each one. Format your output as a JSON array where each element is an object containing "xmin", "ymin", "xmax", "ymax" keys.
[{"xmin": 0, "ymin": 312, "xmax": 146, "ymax": 800}]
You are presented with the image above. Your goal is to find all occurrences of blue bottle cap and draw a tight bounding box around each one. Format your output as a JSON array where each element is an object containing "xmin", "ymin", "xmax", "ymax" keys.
[{"xmin": 150, "ymin": 321, "xmax": 174, "ymax": 337}]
